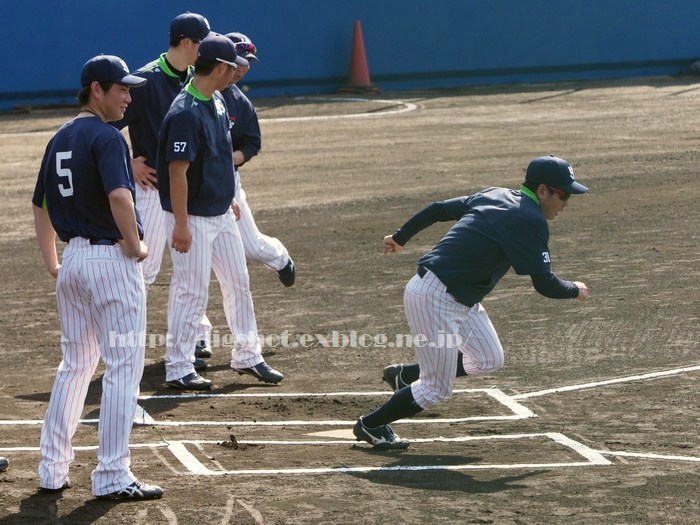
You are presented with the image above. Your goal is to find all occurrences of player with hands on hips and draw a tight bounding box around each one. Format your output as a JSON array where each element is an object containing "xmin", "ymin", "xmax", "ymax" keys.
[
  {"xmin": 157, "ymin": 35, "xmax": 283, "ymax": 390},
  {"xmin": 31, "ymin": 55, "xmax": 162, "ymax": 499},
  {"xmin": 353, "ymin": 155, "xmax": 589, "ymax": 449},
  {"xmin": 111, "ymin": 12, "xmax": 214, "ymax": 370}
]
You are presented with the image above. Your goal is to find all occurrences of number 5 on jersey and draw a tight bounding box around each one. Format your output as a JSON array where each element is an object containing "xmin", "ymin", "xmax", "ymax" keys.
[{"xmin": 56, "ymin": 151, "xmax": 73, "ymax": 197}]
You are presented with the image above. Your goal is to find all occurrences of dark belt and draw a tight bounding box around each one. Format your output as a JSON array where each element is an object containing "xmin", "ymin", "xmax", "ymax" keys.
[
  {"xmin": 90, "ymin": 238, "xmax": 118, "ymax": 246},
  {"xmin": 67, "ymin": 238, "xmax": 117, "ymax": 246},
  {"xmin": 417, "ymin": 265, "xmax": 428, "ymax": 278}
]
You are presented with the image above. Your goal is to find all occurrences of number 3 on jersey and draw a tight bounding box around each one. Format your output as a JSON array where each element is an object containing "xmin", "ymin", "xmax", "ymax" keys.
[
  {"xmin": 56, "ymin": 151, "xmax": 73, "ymax": 197},
  {"xmin": 542, "ymin": 251, "xmax": 551, "ymax": 263}
]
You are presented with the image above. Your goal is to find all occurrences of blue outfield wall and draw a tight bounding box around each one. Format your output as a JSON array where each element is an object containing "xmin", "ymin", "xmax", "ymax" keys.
[{"xmin": 4, "ymin": 0, "xmax": 700, "ymax": 110}]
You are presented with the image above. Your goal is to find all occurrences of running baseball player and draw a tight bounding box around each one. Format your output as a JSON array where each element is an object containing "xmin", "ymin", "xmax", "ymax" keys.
[
  {"xmin": 32, "ymin": 55, "xmax": 163, "ymax": 499},
  {"xmin": 353, "ymin": 155, "xmax": 590, "ymax": 448},
  {"xmin": 195, "ymin": 31, "xmax": 296, "ymax": 368},
  {"xmin": 157, "ymin": 35, "xmax": 284, "ymax": 390},
  {"xmin": 112, "ymin": 12, "xmax": 213, "ymax": 370}
]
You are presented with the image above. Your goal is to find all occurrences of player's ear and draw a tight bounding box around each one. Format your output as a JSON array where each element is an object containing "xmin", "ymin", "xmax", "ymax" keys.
[{"xmin": 536, "ymin": 184, "xmax": 548, "ymax": 199}]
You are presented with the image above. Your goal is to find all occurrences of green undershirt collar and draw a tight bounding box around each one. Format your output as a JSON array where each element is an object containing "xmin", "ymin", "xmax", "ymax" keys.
[
  {"xmin": 185, "ymin": 79, "xmax": 210, "ymax": 101},
  {"xmin": 520, "ymin": 184, "xmax": 540, "ymax": 206}
]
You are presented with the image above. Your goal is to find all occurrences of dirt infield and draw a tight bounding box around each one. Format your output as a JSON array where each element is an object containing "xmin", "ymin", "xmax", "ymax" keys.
[{"xmin": 0, "ymin": 77, "xmax": 698, "ymax": 524}]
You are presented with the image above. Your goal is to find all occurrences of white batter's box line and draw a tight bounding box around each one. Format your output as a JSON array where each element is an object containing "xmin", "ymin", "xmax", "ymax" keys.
[
  {"xmin": 165, "ymin": 432, "xmax": 612, "ymax": 476},
  {"xmin": 139, "ymin": 388, "xmax": 536, "ymax": 419},
  {"xmin": 597, "ymin": 450, "xmax": 700, "ymax": 463},
  {"xmin": 512, "ymin": 364, "xmax": 700, "ymax": 400},
  {"xmin": 140, "ymin": 388, "xmax": 492, "ymax": 400}
]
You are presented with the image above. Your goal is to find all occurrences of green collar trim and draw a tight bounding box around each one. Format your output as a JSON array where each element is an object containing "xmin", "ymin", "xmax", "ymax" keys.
[
  {"xmin": 185, "ymin": 79, "xmax": 210, "ymax": 101},
  {"xmin": 157, "ymin": 53, "xmax": 193, "ymax": 79},
  {"xmin": 520, "ymin": 184, "xmax": 540, "ymax": 206},
  {"xmin": 156, "ymin": 54, "xmax": 177, "ymax": 78}
]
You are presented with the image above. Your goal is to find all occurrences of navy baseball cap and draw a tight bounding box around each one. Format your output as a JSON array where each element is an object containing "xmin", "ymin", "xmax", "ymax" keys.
[
  {"xmin": 170, "ymin": 12, "xmax": 211, "ymax": 41},
  {"xmin": 197, "ymin": 34, "xmax": 249, "ymax": 67},
  {"xmin": 80, "ymin": 55, "xmax": 147, "ymax": 87},
  {"xmin": 225, "ymin": 32, "xmax": 259, "ymax": 63},
  {"xmin": 525, "ymin": 155, "xmax": 588, "ymax": 194}
]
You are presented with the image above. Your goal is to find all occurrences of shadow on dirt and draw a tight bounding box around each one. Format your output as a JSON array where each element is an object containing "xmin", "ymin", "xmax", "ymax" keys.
[{"xmin": 0, "ymin": 489, "xmax": 120, "ymax": 525}]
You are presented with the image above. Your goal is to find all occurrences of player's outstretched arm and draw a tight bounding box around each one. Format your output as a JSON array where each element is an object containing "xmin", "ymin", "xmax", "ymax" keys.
[
  {"xmin": 109, "ymin": 188, "xmax": 148, "ymax": 262},
  {"xmin": 383, "ymin": 235, "xmax": 403, "ymax": 254},
  {"xmin": 32, "ymin": 205, "xmax": 60, "ymax": 278}
]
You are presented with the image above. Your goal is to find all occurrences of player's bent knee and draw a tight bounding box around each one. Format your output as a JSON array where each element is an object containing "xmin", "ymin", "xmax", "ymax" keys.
[{"xmin": 413, "ymin": 383, "xmax": 453, "ymax": 409}]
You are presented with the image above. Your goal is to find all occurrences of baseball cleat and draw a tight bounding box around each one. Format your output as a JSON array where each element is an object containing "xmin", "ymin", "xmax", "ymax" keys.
[
  {"xmin": 166, "ymin": 372, "xmax": 212, "ymax": 391},
  {"xmin": 193, "ymin": 357, "xmax": 208, "ymax": 372},
  {"xmin": 39, "ymin": 478, "xmax": 72, "ymax": 493},
  {"xmin": 353, "ymin": 417, "xmax": 410, "ymax": 449},
  {"xmin": 277, "ymin": 258, "xmax": 296, "ymax": 287},
  {"xmin": 96, "ymin": 480, "xmax": 163, "ymax": 501},
  {"xmin": 382, "ymin": 364, "xmax": 409, "ymax": 391},
  {"xmin": 233, "ymin": 361, "xmax": 284, "ymax": 384},
  {"xmin": 0, "ymin": 457, "xmax": 8, "ymax": 472},
  {"xmin": 195, "ymin": 340, "xmax": 212, "ymax": 359}
]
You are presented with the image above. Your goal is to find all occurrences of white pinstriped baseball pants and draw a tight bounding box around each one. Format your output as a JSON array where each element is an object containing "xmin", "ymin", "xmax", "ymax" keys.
[
  {"xmin": 234, "ymin": 171, "xmax": 289, "ymax": 271},
  {"xmin": 164, "ymin": 210, "xmax": 263, "ymax": 381},
  {"xmin": 138, "ymin": 185, "xmax": 213, "ymax": 344},
  {"xmin": 194, "ymin": 173, "xmax": 288, "ymax": 344},
  {"xmin": 134, "ymin": 185, "xmax": 166, "ymax": 288},
  {"xmin": 38, "ymin": 238, "xmax": 146, "ymax": 495},
  {"xmin": 404, "ymin": 269, "xmax": 504, "ymax": 410}
]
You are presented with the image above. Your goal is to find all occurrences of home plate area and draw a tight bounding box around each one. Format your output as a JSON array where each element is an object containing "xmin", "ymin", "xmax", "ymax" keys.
[{"xmin": 129, "ymin": 388, "xmax": 611, "ymax": 475}]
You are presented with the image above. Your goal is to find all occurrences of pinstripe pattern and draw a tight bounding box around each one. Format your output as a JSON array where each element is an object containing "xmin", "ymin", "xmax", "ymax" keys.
[
  {"xmin": 404, "ymin": 269, "xmax": 504, "ymax": 410},
  {"xmin": 39, "ymin": 238, "xmax": 146, "ymax": 495},
  {"xmin": 164, "ymin": 210, "xmax": 262, "ymax": 381},
  {"xmin": 134, "ymin": 185, "xmax": 166, "ymax": 288},
  {"xmin": 235, "ymin": 173, "xmax": 288, "ymax": 271}
]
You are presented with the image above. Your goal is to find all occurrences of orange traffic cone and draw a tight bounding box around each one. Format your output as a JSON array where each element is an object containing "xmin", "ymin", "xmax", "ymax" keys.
[{"xmin": 338, "ymin": 20, "xmax": 380, "ymax": 94}]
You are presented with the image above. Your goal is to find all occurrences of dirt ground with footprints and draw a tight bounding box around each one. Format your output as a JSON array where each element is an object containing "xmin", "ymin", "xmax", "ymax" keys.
[{"xmin": 0, "ymin": 76, "xmax": 698, "ymax": 524}]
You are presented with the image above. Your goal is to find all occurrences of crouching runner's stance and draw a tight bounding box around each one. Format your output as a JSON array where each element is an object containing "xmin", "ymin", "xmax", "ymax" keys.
[{"xmin": 353, "ymin": 155, "xmax": 590, "ymax": 448}]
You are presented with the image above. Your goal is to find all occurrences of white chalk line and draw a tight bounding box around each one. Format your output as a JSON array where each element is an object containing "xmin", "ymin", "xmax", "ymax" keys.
[
  {"xmin": 0, "ymin": 97, "xmax": 418, "ymax": 139},
  {"xmin": 2, "ymin": 388, "xmax": 534, "ymax": 427},
  {"xmin": 261, "ymin": 97, "xmax": 418, "ymax": 123},
  {"xmin": 513, "ymin": 364, "xmax": 700, "ymax": 400},
  {"xmin": 163, "ymin": 432, "xmax": 610, "ymax": 476}
]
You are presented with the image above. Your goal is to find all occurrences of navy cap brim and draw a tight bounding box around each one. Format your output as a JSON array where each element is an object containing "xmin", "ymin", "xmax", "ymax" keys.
[
  {"xmin": 217, "ymin": 56, "xmax": 249, "ymax": 68},
  {"xmin": 560, "ymin": 180, "xmax": 589, "ymax": 194},
  {"xmin": 117, "ymin": 74, "xmax": 147, "ymax": 87}
]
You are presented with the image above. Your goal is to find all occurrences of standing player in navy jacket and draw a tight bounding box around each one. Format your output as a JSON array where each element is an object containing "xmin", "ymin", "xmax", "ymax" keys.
[
  {"xmin": 353, "ymin": 155, "xmax": 590, "ymax": 448},
  {"xmin": 192, "ymin": 32, "xmax": 293, "ymax": 383},
  {"xmin": 157, "ymin": 35, "xmax": 284, "ymax": 390},
  {"xmin": 223, "ymin": 32, "xmax": 295, "ymax": 288},
  {"xmin": 112, "ymin": 12, "xmax": 213, "ymax": 369}
]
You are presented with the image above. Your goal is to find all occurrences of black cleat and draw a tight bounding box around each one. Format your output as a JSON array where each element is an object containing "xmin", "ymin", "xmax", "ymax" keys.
[
  {"xmin": 277, "ymin": 258, "xmax": 295, "ymax": 287},
  {"xmin": 0, "ymin": 457, "xmax": 7, "ymax": 472},
  {"xmin": 96, "ymin": 480, "xmax": 163, "ymax": 501},
  {"xmin": 233, "ymin": 361, "xmax": 284, "ymax": 384},
  {"xmin": 195, "ymin": 340, "xmax": 212, "ymax": 359},
  {"xmin": 382, "ymin": 364, "xmax": 409, "ymax": 392},
  {"xmin": 166, "ymin": 372, "xmax": 212, "ymax": 391},
  {"xmin": 353, "ymin": 417, "xmax": 409, "ymax": 449}
]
